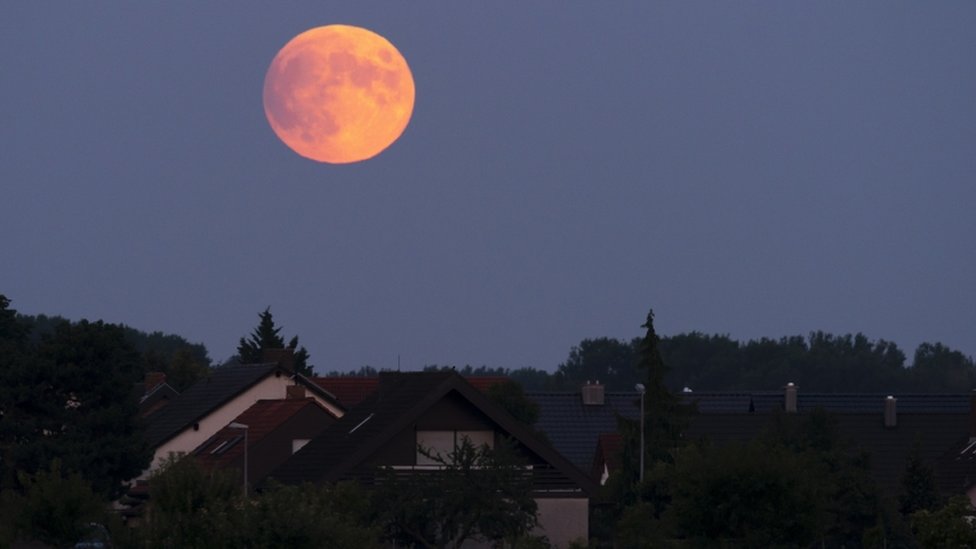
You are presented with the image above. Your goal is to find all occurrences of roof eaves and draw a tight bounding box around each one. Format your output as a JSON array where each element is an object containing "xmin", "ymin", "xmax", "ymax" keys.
[{"xmin": 147, "ymin": 362, "xmax": 280, "ymax": 448}]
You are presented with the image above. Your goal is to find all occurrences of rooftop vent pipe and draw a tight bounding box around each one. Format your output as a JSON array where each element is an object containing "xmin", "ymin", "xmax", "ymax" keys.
[{"xmin": 884, "ymin": 396, "xmax": 897, "ymax": 428}]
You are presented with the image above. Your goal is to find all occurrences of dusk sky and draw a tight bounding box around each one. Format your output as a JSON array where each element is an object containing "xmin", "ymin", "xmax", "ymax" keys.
[{"xmin": 3, "ymin": 3, "xmax": 974, "ymax": 373}]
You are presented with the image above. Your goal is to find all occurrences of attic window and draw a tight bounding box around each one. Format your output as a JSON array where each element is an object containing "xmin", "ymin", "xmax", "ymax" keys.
[{"xmin": 211, "ymin": 435, "xmax": 243, "ymax": 455}]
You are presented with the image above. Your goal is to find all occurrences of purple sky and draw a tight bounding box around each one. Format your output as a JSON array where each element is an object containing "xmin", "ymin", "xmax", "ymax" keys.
[{"xmin": 2, "ymin": 3, "xmax": 974, "ymax": 372}]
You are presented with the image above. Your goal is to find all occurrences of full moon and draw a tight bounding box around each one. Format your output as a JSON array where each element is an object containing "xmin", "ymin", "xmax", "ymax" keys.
[{"xmin": 263, "ymin": 25, "xmax": 415, "ymax": 164}]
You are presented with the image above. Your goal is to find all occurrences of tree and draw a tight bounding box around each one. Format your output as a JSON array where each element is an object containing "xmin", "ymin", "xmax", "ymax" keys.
[
  {"xmin": 660, "ymin": 442, "xmax": 823, "ymax": 547},
  {"xmin": 632, "ymin": 309, "xmax": 691, "ymax": 469},
  {"xmin": 486, "ymin": 380, "xmax": 540, "ymax": 426},
  {"xmin": 141, "ymin": 455, "xmax": 244, "ymax": 549},
  {"xmin": 911, "ymin": 496, "xmax": 976, "ymax": 548},
  {"xmin": 899, "ymin": 441, "xmax": 941, "ymax": 516},
  {"xmin": 244, "ymin": 481, "xmax": 381, "ymax": 548},
  {"xmin": 910, "ymin": 342, "xmax": 976, "ymax": 392},
  {"xmin": 375, "ymin": 437, "xmax": 538, "ymax": 548},
  {"xmin": 237, "ymin": 307, "xmax": 313, "ymax": 375},
  {"xmin": 554, "ymin": 337, "xmax": 639, "ymax": 391},
  {"xmin": 0, "ymin": 460, "xmax": 108, "ymax": 548},
  {"xmin": 0, "ymin": 309, "xmax": 150, "ymax": 498}
]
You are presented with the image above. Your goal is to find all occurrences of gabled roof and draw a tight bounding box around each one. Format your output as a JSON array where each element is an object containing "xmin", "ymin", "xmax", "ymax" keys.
[
  {"xmin": 144, "ymin": 363, "xmax": 345, "ymax": 449},
  {"xmin": 310, "ymin": 375, "xmax": 508, "ymax": 408},
  {"xmin": 194, "ymin": 398, "xmax": 328, "ymax": 468},
  {"xmin": 528, "ymin": 391, "xmax": 639, "ymax": 471},
  {"xmin": 139, "ymin": 382, "xmax": 180, "ymax": 418},
  {"xmin": 272, "ymin": 372, "xmax": 596, "ymax": 495},
  {"xmin": 144, "ymin": 362, "xmax": 280, "ymax": 448}
]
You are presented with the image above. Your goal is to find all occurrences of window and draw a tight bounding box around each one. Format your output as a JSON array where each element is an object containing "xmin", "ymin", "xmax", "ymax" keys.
[
  {"xmin": 416, "ymin": 430, "xmax": 493, "ymax": 465},
  {"xmin": 292, "ymin": 438, "xmax": 310, "ymax": 454}
]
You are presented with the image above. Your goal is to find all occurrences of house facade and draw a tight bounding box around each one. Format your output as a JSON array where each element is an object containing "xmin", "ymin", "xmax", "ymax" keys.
[
  {"xmin": 141, "ymin": 359, "xmax": 343, "ymax": 474},
  {"xmin": 271, "ymin": 371, "xmax": 595, "ymax": 548}
]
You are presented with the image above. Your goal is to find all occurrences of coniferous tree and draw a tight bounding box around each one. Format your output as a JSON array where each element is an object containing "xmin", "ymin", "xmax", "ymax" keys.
[
  {"xmin": 236, "ymin": 307, "xmax": 313, "ymax": 375},
  {"xmin": 633, "ymin": 309, "xmax": 692, "ymax": 468}
]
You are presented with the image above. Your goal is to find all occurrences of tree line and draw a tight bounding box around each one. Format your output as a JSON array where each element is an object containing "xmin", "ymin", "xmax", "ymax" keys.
[
  {"xmin": 3, "ymin": 294, "xmax": 976, "ymax": 547},
  {"xmin": 333, "ymin": 333, "xmax": 975, "ymax": 394}
]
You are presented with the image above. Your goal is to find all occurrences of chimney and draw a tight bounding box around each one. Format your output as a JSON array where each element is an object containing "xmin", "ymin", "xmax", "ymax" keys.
[
  {"xmin": 884, "ymin": 395, "xmax": 897, "ymax": 428},
  {"xmin": 145, "ymin": 372, "xmax": 166, "ymax": 394},
  {"xmin": 286, "ymin": 384, "xmax": 306, "ymax": 400},
  {"xmin": 784, "ymin": 382, "xmax": 798, "ymax": 413},
  {"xmin": 262, "ymin": 348, "xmax": 295, "ymax": 373},
  {"xmin": 581, "ymin": 380, "xmax": 606, "ymax": 406}
]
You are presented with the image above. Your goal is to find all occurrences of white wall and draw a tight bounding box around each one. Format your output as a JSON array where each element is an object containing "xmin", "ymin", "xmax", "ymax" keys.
[
  {"xmin": 146, "ymin": 375, "xmax": 342, "ymax": 474},
  {"xmin": 535, "ymin": 497, "xmax": 589, "ymax": 548}
]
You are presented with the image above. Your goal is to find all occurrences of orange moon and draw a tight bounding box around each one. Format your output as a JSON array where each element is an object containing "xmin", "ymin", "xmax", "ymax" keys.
[{"xmin": 263, "ymin": 25, "xmax": 415, "ymax": 164}]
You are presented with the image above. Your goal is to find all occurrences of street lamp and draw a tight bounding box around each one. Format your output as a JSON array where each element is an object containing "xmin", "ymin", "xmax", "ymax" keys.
[
  {"xmin": 635, "ymin": 383, "xmax": 645, "ymax": 483},
  {"xmin": 228, "ymin": 422, "xmax": 249, "ymax": 498}
]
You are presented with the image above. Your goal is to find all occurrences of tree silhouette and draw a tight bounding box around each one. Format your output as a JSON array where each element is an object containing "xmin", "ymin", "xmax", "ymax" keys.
[{"xmin": 237, "ymin": 308, "xmax": 312, "ymax": 376}]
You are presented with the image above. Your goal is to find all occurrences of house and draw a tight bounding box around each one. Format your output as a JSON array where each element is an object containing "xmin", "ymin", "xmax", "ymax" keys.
[
  {"xmin": 192, "ymin": 394, "xmax": 337, "ymax": 488},
  {"xmin": 135, "ymin": 372, "xmax": 179, "ymax": 418},
  {"xmin": 530, "ymin": 382, "xmax": 974, "ymax": 500},
  {"xmin": 529, "ymin": 381, "xmax": 640, "ymax": 474},
  {"xmin": 141, "ymin": 354, "xmax": 344, "ymax": 474},
  {"xmin": 270, "ymin": 371, "xmax": 596, "ymax": 548}
]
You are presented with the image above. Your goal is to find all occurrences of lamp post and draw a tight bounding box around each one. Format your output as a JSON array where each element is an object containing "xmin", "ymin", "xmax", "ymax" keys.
[
  {"xmin": 635, "ymin": 383, "xmax": 645, "ymax": 483},
  {"xmin": 228, "ymin": 422, "xmax": 249, "ymax": 498}
]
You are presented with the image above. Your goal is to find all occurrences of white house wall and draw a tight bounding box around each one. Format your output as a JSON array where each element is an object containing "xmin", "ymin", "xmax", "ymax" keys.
[
  {"xmin": 147, "ymin": 375, "xmax": 340, "ymax": 472},
  {"xmin": 535, "ymin": 497, "xmax": 589, "ymax": 548}
]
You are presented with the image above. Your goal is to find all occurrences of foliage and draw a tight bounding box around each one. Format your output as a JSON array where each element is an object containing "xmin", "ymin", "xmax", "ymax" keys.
[
  {"xmin": 137, "ymin": 457, "xmax": 382, "ymax": 548},
  {"xmin": 619, "ymin": 309, "xmax": 691, "ymax": 480},
  {"xmin": 607, "ymin": 404, "xmax": 886, "ymax": 547},
  {"xmin": 487, "ymin": 379, "xmax": 540, "ymax": 426},
  {"xmin": 910, "ymin": 342, "xmax": 976, "ymax": 392},
  {"xmin": 663, "ymin": 442, "xmax": 822, "ymax": 547},
  {"xmin": 761, "ymin": 408, "xmax": 882, "ymax": 545},
  {"xmin": 554, "ymin": 337, "xmax": 638, "ymax": 391},
  {"xmin": 374, "ymin": 436, "xmax": 537, "ymax": 549},
  {"xmin": 19, "ymin": 310, "xmax": 213, "ymax": 392},
  {"xmin": 910, "ymin": 496, "xmax": 976, "ymax": 548},
  {"xmin": 0, "ymin": 460, "xmax": 108, "ymax": 548},
  {"xmin": 142, "ymin": 455, "xmax": 244, "ymax": 548},
  {"xmin": 238, "ymin": 481, "xmax": 381, "ymax": 548},
  {"xmin": 899, "ymin": 441, "xmax": 941, "ymax": 516},
  {"xmin": 597, "ymin": 310, "xmax": 693, "ymax": 544},
  {"xmin": 237, "ymin": 307, "xmax": 313, "ymax": 375},
  {"xmin": 0, "ymin": 298, "xmax": 151, "ymax": 498}
]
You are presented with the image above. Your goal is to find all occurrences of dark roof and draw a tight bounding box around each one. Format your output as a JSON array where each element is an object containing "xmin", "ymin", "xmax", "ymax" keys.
[
  {"xmin": 144, "ymin": 363, "xmax": 281, "ymax": 448},
  {"xmin": 310, "ymin": 375, "xmax": 509, "ymax": 408},
  {"xmin": 271, "ymin": 372, "xmax": 596, "ymax": 495},
  {"xmin": 686, "ymin": 392, "xmax": 972, "ymax": 414},
  {"xmin": 528, "ymin": 391, "xmax": 639, "ymax": 471},
  {"xmin": 530, "ymin": 387, "xmax": 973, "ymax": 496}
]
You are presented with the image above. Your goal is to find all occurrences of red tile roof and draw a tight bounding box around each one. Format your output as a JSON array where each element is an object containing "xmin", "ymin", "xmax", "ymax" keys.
[
  {"xmin": 311, "ymin": 375, "xmax": 509, "ymax": 408},
  {"xmin": 194, "ymin": 398, "xmax": 326, "ymax": 468}
]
